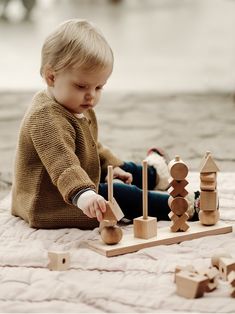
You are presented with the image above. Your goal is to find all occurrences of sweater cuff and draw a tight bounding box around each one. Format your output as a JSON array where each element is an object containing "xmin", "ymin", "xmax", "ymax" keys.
[
  {"xmin": 57, "ymin": 166, "xmax": 96, "ymax": 204},
  {"xmin": 71, "ymin": 188, "xmax": 96, "ymax": 206}
]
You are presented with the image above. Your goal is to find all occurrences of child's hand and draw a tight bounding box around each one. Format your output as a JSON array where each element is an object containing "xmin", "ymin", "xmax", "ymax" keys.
[
  {"xmin": 112, "ymin": 166, "xmax": 133, "ymax": 184},
  {"xmin": 77, "ymin": 190, "xmax": 106, "ymax": 222}
]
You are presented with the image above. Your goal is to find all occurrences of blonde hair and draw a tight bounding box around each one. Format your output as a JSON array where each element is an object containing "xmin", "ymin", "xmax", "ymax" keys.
[{"xmin": 40, "ymin": 19, "xmax": 113, "ymax": 77}]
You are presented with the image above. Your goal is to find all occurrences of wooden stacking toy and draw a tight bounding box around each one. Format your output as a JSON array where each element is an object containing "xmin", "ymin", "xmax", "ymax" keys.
[
  {"xmin": 168, "ymin": 155, "xmax": 189, "ymax": 232},
  {"xmin": 199, "ymin": 151, "xmax": 220, "ymax": 225},
  {"xmin": 133, "ymin": 160, "xmax": 157, "ymax": 239}
]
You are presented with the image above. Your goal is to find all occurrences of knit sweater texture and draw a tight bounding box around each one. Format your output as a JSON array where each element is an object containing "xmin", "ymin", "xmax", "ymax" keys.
[{"xmin": 11, "ymin": 91, "xmax": 123, "ymax": 229}]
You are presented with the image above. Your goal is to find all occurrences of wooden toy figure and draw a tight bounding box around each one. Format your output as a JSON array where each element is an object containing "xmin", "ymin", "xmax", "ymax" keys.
[
  {"xmin": 199, "ymin": 151, "xmax": 220, "ymax": 225},
  {"xmin": 48, "ymin": 251, "xmax": 70, "ymax": 271},
  {"xmin": 100, "ymin": 165, "xmax": 124, "ymax": 245},
  {"xmin": 133, "ymin": 160, "xmax": 157, "ymax": 239},
  {"xmin": 168, "ymin": 156, "xmax": 189, "ymax": 232}
]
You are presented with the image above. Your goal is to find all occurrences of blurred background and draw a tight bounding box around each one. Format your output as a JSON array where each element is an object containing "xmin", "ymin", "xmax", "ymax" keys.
[{"xmin": 0, "ymin": 0, "xmax": 235, "ymax": 198}]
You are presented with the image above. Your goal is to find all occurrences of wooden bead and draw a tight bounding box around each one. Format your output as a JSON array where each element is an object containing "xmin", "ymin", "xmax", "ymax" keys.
[
  {"xmin": 168, "ymin": 196, "xmax": 188, "ymax": 215},
  {"xmin": 199, "ymin": 210, "xmax": 220, "ymax": 226},
  {"xmin": 168, "ymin": 156, "xmax": 188, "ymax": 180},
  {"xmin": 101, "ymin": 226, "xmax": 123, "ymax": 245}
]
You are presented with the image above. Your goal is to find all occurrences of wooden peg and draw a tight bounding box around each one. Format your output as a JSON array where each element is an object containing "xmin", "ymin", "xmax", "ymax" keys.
[
  {"xmin": 143, "ymin": 159, "xmax": 148, "ymax": 219},
  {"xmin": 48, "ymin": 251, "xmax": 70, "ymax": 271},
  {"xmin": 103, "ymin": 165, "xmax": 124, "ymax": 222},
  {"xmin": 108, "ymin": 165, "xmax": 113, "ymax": 202},
  {"xmin": 133, "ymin": 160, "xmax": 157, "ymax": 239}
]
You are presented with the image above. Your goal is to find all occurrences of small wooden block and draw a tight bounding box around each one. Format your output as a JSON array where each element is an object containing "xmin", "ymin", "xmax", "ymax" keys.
[
  {"xmin": 200, "ymin": 190, "xmax": 218, "ymax": 211},
  {"xmin": 199, "ymin": 210, "xmax": 220, "ymax": 226},
  {"xmin": 133, "ymin": 216, "xmax": 157, "ymax": 239},
  {"xmin": 228, "ymin": 271, "xmax": 235, "ymax": 287},
  {"xmin": 200, "ymin": 172, "xmax": 217, "ymax": 182},
  {"xmin": 168, "ymin": 196, "xmax": 188, "ymax": 215},
  {"xmin": 48, "ymin": 252, "xmax": 70, "ymax": 271},
  {"xmin": 169, "ymin": 179, "xmax": 188, "ymax": 198},
  {"xmin": 175, "ymin": 271, "xmax": 209, "ymax": 299},
  {"xmin": 200, "ymin": 180, "xmax": 216, "ymax": 191},
  {"xmin": 103, "ymin": 198, "xmax": 124, "ymax": 221},
  {"xmin": 219, "ymin": 257, "xmax": 235, "ymax": 280}
]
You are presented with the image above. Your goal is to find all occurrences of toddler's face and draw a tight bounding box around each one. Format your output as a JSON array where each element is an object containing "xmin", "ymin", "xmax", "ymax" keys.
[{"xmin": 50, "ymin": 65, "xmax": 112, "ymax": 114}]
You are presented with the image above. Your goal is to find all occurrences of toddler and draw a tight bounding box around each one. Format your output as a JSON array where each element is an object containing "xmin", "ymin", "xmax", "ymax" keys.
[{"xmin": 11, "ymin": 19, "xmax": 199, "ymax": 229}]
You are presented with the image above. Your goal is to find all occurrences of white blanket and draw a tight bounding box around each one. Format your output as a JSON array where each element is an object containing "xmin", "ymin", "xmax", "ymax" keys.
[{"xmin": 0, "ymin": 172, "xmax": 234, "ymax": 313}]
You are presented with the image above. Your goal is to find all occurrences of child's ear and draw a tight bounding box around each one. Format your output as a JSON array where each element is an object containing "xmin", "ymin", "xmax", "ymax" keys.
[{"xmin": 44, "ymin": 66, "xmax": 55, "ymax": 87}]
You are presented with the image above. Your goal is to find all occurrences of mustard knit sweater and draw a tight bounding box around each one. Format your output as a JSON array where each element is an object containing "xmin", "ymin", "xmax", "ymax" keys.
[{"xmin": 11, "ymin": 91, "xmax": 123, "ymax": 229}]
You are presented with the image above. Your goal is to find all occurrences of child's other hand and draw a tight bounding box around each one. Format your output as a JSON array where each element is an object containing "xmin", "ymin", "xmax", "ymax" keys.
[
  {"xmin": 112, "ymin": 166, "xmax": 133, "ymax": 184},
  {"xmin": 77, "ymin": 190, "xmax": 106, "ymax": 222}
]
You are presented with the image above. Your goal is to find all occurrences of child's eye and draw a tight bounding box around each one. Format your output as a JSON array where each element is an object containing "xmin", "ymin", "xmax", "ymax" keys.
[
  {"xmin": 77, "ymin": 85, "xmax": 86, "ymax": 89},
  {"xmin": 96, "ymin": 86, "xmax": 103, "ymax": 90}
]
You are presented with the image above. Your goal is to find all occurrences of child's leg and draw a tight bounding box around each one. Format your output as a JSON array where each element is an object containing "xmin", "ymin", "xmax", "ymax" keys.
[
  {"xmin": 120, "ymin": 161, "xmax": 157, "ymax": 190},
  {"xmin": 98, "ymin": 181, "xmax": 171, "ymax": 221}
]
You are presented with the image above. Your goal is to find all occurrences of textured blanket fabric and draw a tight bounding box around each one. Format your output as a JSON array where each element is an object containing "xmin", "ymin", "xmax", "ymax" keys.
[{"xmin": 0, "ymin": 172, "xmax": 234, "ymax": 313}]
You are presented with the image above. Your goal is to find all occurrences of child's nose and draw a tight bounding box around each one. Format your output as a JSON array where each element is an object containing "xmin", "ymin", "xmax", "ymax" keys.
[{"xmin": 85, "ymin": 91, "xmax": 95, "ymax": 100}]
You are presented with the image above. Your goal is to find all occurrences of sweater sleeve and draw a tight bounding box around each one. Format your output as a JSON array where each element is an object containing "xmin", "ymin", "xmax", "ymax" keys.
[
  {"xmin": 28, "ymin": 106, "xmax": 96, "ymax": 203},
  {"xmin": 97, "ymin": 141, "xmax": 124, "ymax": 173}
]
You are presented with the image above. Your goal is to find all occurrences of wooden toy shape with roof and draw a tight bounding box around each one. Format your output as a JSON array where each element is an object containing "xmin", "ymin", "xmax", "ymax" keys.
[{"xmin": 199, "ymin": 151, "xmax": 220, "ymax": 225}]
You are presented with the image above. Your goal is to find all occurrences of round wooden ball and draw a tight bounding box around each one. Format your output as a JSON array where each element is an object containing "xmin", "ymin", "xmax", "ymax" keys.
[{"xmin": 101, "ymin": 226, "xmax": 123, "ymax": 245}]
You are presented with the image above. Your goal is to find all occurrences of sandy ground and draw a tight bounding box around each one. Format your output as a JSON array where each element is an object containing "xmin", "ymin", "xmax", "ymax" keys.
[{"xmin": 0, "ymin": 90, "xmax": 235, "ymax": 199}]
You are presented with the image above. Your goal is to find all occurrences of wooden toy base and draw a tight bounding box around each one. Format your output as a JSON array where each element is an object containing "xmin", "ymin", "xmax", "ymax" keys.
[{"xmin": 86, "ymin": 221, "xmax": 233, "ymax": 257}]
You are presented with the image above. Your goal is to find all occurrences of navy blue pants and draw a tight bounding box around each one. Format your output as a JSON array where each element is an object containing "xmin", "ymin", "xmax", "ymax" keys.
[{"xmin": 98, "ymin": 162, "xmax": 171, "ymax": 221}]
